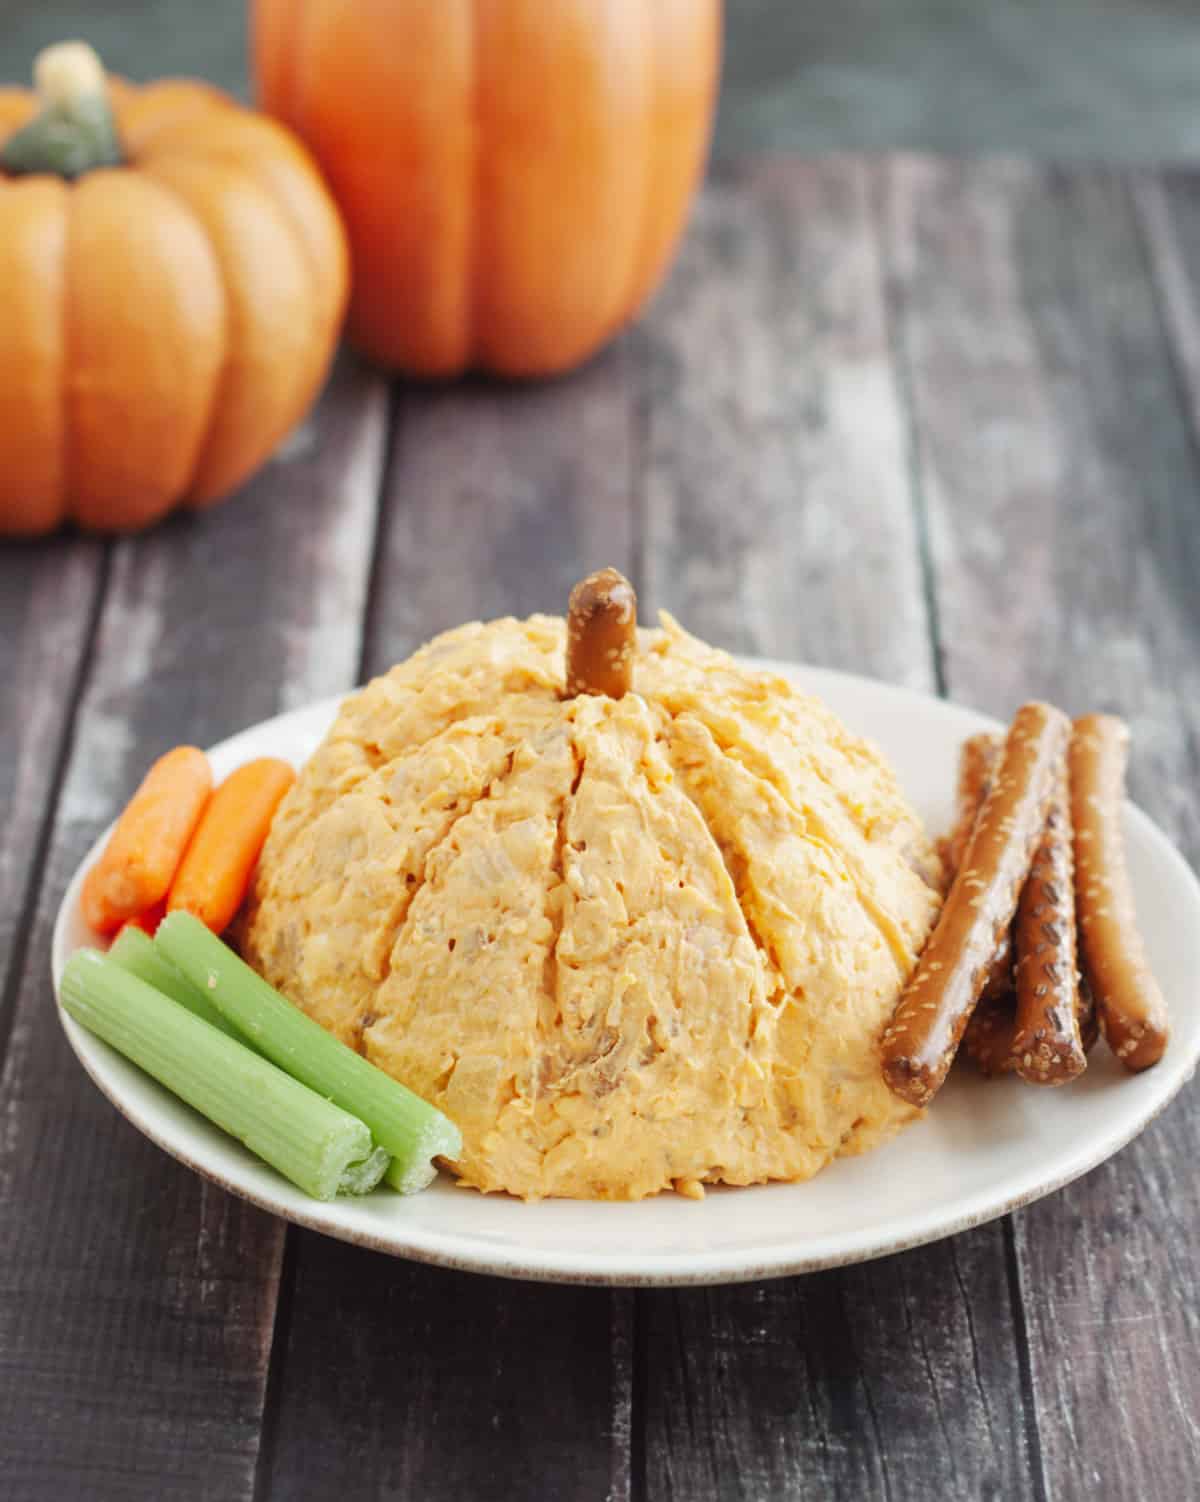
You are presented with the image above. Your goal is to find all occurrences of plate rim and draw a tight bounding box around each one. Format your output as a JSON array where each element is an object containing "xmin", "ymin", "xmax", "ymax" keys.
[{"xmin": 50, "ymin": 660, "xmax": 1200, "ymax": 1286}]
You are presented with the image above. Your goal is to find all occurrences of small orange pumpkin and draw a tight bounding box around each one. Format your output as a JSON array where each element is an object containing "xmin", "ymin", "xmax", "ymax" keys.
[
  {"xmin": 254, "ymin": 0, "xmax": 721, "ymax": 378},
  {"xmin": 0, "ymin": 43, "xmax": 348, "ymax": 535}
]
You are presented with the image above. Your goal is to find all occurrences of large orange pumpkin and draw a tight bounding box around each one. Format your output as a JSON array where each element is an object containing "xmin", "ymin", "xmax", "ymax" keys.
[
  {"xmin": 254, "ymin": 0, "xmax": 721, "ymax": 377},
  {"xmin": 0, "ymin": 43, "xmax": 347, "ymax": 535}
]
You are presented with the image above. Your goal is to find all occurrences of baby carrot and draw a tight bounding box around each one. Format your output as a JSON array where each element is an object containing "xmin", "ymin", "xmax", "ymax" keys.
[
  {"xmin": 115, "ymin": 898, "xmax": 166, "ymax": 940},
  {"xmin": 167, "ymin": 758, "xmax": 295, "ymax": 934},
  {"xmin": 81, "ymin": 747, "xmax": 212, "ymax": 935}
]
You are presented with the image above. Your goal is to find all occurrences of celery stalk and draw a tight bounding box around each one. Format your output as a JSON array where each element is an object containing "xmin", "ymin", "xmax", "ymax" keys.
[
  {"xmin": 109, "ymin": 926, "xmax": 241, "ymax": 1039},
  {"xmin": 340, "ymin": 1144, "xmax": 392, "ymax": 1195},
  {"xmin": 156, "ymin": 912, "xmax": 462, "ymax": 1193},
  {"xmin": 60, "ymin": 949, "xmax": 389, "ymax": 1201}
]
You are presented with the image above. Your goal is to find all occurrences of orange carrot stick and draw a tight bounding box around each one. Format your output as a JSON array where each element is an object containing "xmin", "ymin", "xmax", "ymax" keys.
[
  {"xmin": 166, "ymin": 758, "xmax": 295, "ymax": 935},
  {"xmin": 81, "ymin": 747, "xmax": 212, "ymax": 935},
  {"xmin": 114, "ymin": 898, "xmax": 167, "ymax": 941}
]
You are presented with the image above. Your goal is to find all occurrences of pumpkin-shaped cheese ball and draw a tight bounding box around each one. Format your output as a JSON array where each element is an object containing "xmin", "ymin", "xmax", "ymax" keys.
[
  {"xmin": 240, "ymin": 577, "xmax": 943, "ymax": 1200},
  {"xmin": 0, "ymin": 43, "xmax": 347, "ymax": 534}
]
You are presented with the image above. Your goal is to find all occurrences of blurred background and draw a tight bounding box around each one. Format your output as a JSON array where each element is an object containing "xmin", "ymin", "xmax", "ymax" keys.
[{"xmin": 7, "ymin": 0, "xmax": 1200, "ymax": 159}]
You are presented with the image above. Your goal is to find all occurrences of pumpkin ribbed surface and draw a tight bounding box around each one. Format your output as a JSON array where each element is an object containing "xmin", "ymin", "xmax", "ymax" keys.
[
  {"xmin": 253, "ymin": 0, "xmax": 720, "ymax": 377},
  {"xmin": 0, "ymin": 73, "xmax": 346, "ymax": 533}
]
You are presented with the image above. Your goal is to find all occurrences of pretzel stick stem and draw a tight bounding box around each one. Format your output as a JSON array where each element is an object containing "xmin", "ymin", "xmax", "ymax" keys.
[{"xmin": 565, "ymin": 568, "xmax": 637, "ymax": 699}]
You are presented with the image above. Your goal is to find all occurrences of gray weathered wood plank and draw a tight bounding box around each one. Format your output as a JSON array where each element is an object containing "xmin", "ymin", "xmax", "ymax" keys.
[
  {"xmin": 259, "ymin": 348, "xmax": 638, "ymax": 1502},
  {"xmin": 1136, "ymin": 169, "xmax": 1200, "ymax": 478},
  {"xmin": 0, "ymin": 538, "xmax": 104, "ymax": 1054},
  {"xmin": 0, "ymin": 353, "xmax": 388, "ymax": 1502},
  {"xmin": 365, "ymin": 346, "xmax": 636, "ymax": 665},
  {"xmin": 264, "ymin": 1248, "xmax": 635, "ymax": 1502},
  {"xmin": 643, "ymin": 1236, "xmax": 1028, "ymax": 1502},
  {"xmin": 640, "ymin": 156, "xmax": 932, "ymax": 686},
  {"xmin": 879, "ymin": 154, "xmax": 1200, "ymax": 1500},
  {"xmin": 637, "ymin": 157, "xmax": 1033, "ymax": 1502}
]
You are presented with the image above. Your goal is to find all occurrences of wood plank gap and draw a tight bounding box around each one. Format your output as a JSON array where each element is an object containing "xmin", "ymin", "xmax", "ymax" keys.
[
  {"xmin": 355, "ymin": 383, "xmax": 406, "ymax": 688},
  {"xmin": 0, "ymin": 542, "xmax": 110, "ymax": 1075},
  {"xmin": 250, "ymin": 1227, "xmax": 300, "ymax": 1502},
  {"xmin": 1128, "ymin": 171, "xmax": 1200, "ymax": 480},
  {"xmin": 1002, "ymin": 1218, "xmax": 1049, "ymax": 1502},
  {"xmin": 629, "ymin": 1290, "xmax": 648, "ymax": 1502},
  {"xmin": 870, "ymin": 160, "xmax": 949, "ymax": 698}
]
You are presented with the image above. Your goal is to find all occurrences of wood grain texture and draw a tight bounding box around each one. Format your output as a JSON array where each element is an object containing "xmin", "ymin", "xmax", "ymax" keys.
[
  {"xmin": 263, "ymin": 1248, "xmax": 634, "ymax": 1502},
  {"xmin": 639, "ymin": 156, "xmax": 932, "ymax": 686},
  {"xmin": 643, "ymin": 1240, "xmax": 1029, "ymax": 1502},
  {"xmin": 879, "ymin": 155, "xmax": 1200, "ymax": 1499},
  {"xmin": 259, "ymin": 350, "xmax": 638, "ymax": 1502},
  {"xmin": 0, "ymin": 538, "xmax": 104, "ymax": 1054},
  {"xmin": 636, "ymin": 157, "xmax": 1031, "ymax": 1502},
  {"xmin": 0, "ymin": 356, "xmax": 387, "ymax": 1502}
]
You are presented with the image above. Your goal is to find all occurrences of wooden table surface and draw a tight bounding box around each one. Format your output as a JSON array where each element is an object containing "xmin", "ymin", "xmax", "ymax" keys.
[{"xmin": 3, "ymin": 155, "xmax": 1200, "ymax": 1501}]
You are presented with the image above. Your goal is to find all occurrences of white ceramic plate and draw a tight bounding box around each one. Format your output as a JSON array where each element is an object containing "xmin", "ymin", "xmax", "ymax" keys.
[{"xmin": 52, "ymin": 663, "xmax": 1200, "ymax": 1285}]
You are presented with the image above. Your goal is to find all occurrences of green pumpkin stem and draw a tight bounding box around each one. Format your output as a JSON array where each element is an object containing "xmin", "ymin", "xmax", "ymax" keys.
[{"xmin": 0, "ymin": 42, "xmax": 123, "ymax": 179}]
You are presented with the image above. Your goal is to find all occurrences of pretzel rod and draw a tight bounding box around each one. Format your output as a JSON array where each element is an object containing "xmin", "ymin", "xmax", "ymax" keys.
[
  {"xmin": 980, "ymin": 927, "xmax": 1014, "ymax": 1002},
  {"xmin": 962, "ymin": 939, "xmax": 1015, "ymax": 1070},
  {"xmin": 946, "ymin": 733, "xmax": 1002, "ymax": 880},
  {"xmin": 961, "ymin": 929, "xmax": 1015, "ymax": 1070},
  {"xmin": 944, "ymin": 732, "xmax": 1013, "ymax": 998},
  {"xmin": 565, "ymin": 568, "xmax": 637, "ymax": 699},
  {"xmin": 963, "ymin": 994, "xmax": 1018, "ymax": 1077},
  {"xmin": 1070, "ymin": 715, "xmax": 1169, "ymax": 1071},
  {"xmin": 881, "ymin": 702, "xmax": 1071, "ymax": 1107},
  {"xmin": 1079, "ymin": 976, "xmax": 1100, "ymax": 1054},
  {"xmin": 1011, "ymin": 749, "xmax": 1086, "ymax": 1084}
]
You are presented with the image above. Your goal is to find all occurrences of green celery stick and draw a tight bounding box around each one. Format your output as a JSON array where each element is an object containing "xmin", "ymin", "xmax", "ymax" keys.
[
  {"xmin": 341, "ymin": 1144, "xmax": 392, "ymax": 1196},
  {"xmin": 156, "ymin": 911, "xmax": 462, "ymax": 1194},
  {"xmin": 109, "ymin": 926, "xmax": 241, "ymax": 1040},
  {"xmin": 60, "ymin": 949, "xmax": 390, "ymax": 1201}
]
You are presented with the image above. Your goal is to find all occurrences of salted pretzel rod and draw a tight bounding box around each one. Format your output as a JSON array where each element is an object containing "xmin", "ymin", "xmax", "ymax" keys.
[
  {"xmin": 565, "ymin": 568, "xmax": 637, "ymax": 699},
  {"xmin": 1069, "ymin": 715, "xmax": 1169, "ymax": 1071},
  {"xmin": 960, "ymin": 952, "xmax": 1015, "ymax": 1072},
  {"xmin": 943, "ymin": 732, "xmax": 1015, "ymax": 1002},
  {"xmin": 945, "ymin": 733, "xmax": 1002, "ymax": 879},
  {"xmin": 1011, "ymin": 748, "xmax": 1086, "ymax": 1084},
  {"xmin": 966, "ymin": 978, "xmax": 1096, "ymax": 1079},
  {"xmin": 881, "ymin": 702, "xmax": 1071, "ymax": 1107},
  {"xmin": 1079, "ymin": 976, "xmax": 1100, "ymax": 1054},
  {"xmin": 963, "ymin": 994, "xmax": 1018, "ymax": 1077},
  {"xmin": 942, "ymin": 730, "xmax": 1010, "ymax": 1073}
]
